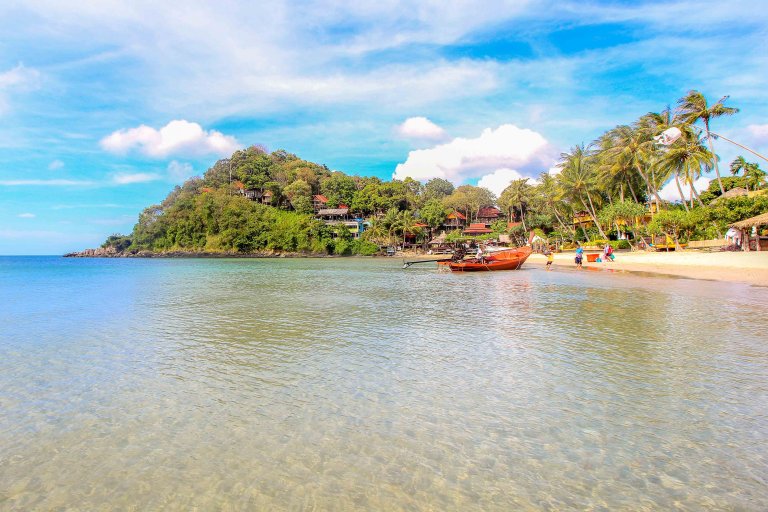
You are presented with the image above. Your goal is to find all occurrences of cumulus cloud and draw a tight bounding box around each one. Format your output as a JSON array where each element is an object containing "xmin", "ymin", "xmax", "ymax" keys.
[
  {"xmin": 112, "ymin": 172, "xmax": 162, "ymax": 185},
  {"xmin": 48, "ymin": 159, "xmax": 64, "ymax": 170},
  {"xmin": 17, "ymin": 212, "xmax": 35, "ymax": 218},
  {"xmin": 659, "ymin": 176, "xmax": 711, "ymax": 202},
  {"xmin": 100, "ymin": 120, "xmax": 240, "ymax": 158},
  {"xmin": 397, "ymin": 117, "xmax": 448, "ymax": 142},
  {"xmin": 167, "ymin": 160, "xmax": 195, "ymax": 182},
  {"xmin": 477, "ymin": 169, "xmax": 525, "ymax": 196},
  {"xmin": 393, "ymin": 124, "xmax": 553, "ymax": 183}
]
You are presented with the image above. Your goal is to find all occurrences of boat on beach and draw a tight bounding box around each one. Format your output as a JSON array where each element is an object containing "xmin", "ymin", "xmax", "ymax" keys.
[{"xmin": 445, "ymin": 245, "xmax": 532, "ymax": 272}]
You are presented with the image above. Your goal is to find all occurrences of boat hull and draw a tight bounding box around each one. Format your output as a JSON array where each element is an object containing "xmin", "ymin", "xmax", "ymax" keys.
[{"xmin": 448, "ymin": 246, "xmax": 532, "ymax": 272}]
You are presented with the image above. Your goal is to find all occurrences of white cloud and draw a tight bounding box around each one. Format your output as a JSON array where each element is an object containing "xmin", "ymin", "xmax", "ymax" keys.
[
  {"xmin": 397, "ymin": 117, "xmax": 448, "ymax": 142},
  {"xmin": 477, "ymin": 169, "xmax": 525, "ymax": 197},
  {"xmin": 746, "ymin": 124, "xmax": 768, "ymax": 146},
  {"xmin": 0, "ymin": 63, "xmax": 40, "ymax": 114},
  {"xmin": 659, "ymin": 176, "xmax": 711, "ymax": 202},
  {"xmin": 393, "ymin": 124, "xmax": 554, "ymax": 183},
  {"xmin": 167, "ymin": 160, "xmax": 194, "ymax": 182},
  {"xmin": 100, "ymin": 120, "xmax": 240, "ymax": 158},
  {"xmin": 17, "ymin": 212, "xmax": 35, "ymax": 218},
  {"xmin": 112, "ymin": 172, "xmax": 162, "ymax": 185},
  {"xmin": 48, "ymin": 159, "xmax": 64, "ymax": 170}
]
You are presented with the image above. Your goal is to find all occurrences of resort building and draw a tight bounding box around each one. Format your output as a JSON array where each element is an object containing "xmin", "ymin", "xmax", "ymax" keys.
[
  {"xmin": 313, "ymin": 194, "xmax": 329, "ymax": 212},
  {"xmin": 442, "ymin": 211, "xmax": 467, "ymax": 232},
  {"xmin": 463, "ymin": 223, "xmax": 493, "ymax": 236},
  {"xmin": 476, "ymin": 206, "xmax": 502, "ymax": 227}
]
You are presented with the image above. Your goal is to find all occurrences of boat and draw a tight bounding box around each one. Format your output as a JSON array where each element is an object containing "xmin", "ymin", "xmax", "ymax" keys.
[{"xmin": 446, "ymin": 246, "xmax": 532, "ymax": 272}]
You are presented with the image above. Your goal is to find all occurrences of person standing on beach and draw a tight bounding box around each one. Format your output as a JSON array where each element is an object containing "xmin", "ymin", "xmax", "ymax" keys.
[
  {"xmin": 546, "ymin": 248, "xmax": 554, "ymax": 270},
  {"xmin": 575, "ymin": 242, "xmax": 583, "ymax": 269}
]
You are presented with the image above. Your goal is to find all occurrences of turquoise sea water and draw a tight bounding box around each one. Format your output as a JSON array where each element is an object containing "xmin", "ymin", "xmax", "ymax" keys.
[{"xmin": 1, "ymin": 256, "xmax": 767, "ymax": 510}]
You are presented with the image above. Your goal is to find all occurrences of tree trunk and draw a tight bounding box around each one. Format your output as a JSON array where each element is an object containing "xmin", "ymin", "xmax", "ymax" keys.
[
  {"xmin": 690, "ymin": 179, "xmax": 705, "ymax": 206},
  {"xmin": 627, "ymin": 180, "xmax": 639, "ymax": 203},
  {"xmin": 705, "ymin": 119, "xmax": 726, "ymax": 195},
  {"xmin": 635, "ymin": 163, "xmax": 663, "ymax": 209},
  {"xmin": 581, "ymin": 195, "xmax": 608, "ymax": 239},
  {"xmin": 674, "ymin": 172, "xmax": 690, "ymax": 212}
]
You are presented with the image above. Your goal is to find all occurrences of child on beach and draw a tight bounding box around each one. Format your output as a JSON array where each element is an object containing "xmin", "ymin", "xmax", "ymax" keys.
[{"xmin": 546, "ymin": 248, "xmax": 554, "ymax": 270}]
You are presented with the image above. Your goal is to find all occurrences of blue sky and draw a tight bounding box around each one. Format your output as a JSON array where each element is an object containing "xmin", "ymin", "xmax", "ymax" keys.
[{"xmin": 1, "ymin": 0, "xmax": 766, "ymax": 254}]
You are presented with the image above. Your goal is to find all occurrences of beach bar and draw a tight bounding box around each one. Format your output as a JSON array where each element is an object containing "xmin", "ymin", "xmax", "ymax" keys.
[{"xmin": 731, "ymin": 213, "xmax": 768, "ymax": 251}]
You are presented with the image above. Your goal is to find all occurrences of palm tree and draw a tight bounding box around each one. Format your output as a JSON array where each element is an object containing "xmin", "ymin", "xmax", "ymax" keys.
[
  {"xmin": 678, "ymin": 90, "xmax": 739, "ymax": 195},
  {"xmin": 731, "ymin": 157, "xmax": 767, "ymax": 191},
  {"xmin": 557, "ymin": 143, "xmax": 608, "ymax": 239},
  {"xmin": 499, "ymin": 178, "xmax": 532, "ymax": 230},
  {"xmin": 601, "ymin": 124, "xmax": 664, "ymax": 209},
  {"xmin": 657, "ymin": 126, "xmax": 714, "ymax": 208},
  {"xmin": 536, "ymin": 172, "xmax": 575, "ymax": 236}
]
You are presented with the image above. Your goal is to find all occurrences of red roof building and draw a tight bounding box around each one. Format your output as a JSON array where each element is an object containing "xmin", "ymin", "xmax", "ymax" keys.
[
  {"xmin": 477, "ymin": 206, "xmax": 502, "ymax": 227},
  {"xmin": 313, "ymin": 194, "xmax": 329, "ymax": 212},
  {"xmin": 463, "ymin": 223, "xmax": 493, "ymax": 235},
  {"xmin": 443, "ymin": 210, "xmax": 467, "ymax": 231}
]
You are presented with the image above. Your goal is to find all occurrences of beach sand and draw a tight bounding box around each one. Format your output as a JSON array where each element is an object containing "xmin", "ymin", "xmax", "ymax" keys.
[{"xmin": 528, "ymin": 251, "xmax": 768, "ymax": 287}]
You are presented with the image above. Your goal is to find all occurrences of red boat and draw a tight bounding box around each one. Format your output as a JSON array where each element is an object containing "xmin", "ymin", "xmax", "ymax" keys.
[{"xmin": 446, "ymin": 246, "xmax": 532, "ymax": 272}]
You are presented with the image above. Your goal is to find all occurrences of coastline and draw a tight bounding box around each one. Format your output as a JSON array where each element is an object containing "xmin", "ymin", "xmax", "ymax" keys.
[{"xmin": 528, "ymin": 251, "xmax": 768, "ymax": 287}]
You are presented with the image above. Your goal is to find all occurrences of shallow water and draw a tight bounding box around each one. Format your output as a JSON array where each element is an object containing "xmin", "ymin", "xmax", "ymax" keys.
[{"xmin": 1, "ymin": 256, "xmax": 767, "ymax": 510}]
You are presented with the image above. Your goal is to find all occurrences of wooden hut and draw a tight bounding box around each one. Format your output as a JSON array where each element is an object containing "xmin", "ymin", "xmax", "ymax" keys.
[{"xmin": 731, "ymin": 213, "xmax": 768, "ymax": 251}]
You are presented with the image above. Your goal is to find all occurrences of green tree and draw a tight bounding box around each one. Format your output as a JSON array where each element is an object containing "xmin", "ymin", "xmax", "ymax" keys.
[
  {"xmin": 423, "ymin": 178, "xmax": 454, "ymax": 200},
  {"xmin": 557, "ymin": 143, "xmax": 608, "ymax": 239},
  {"xmin": 499, "ymin": 178, "xmax": 532, "ymax": 230},
  {"xmin": 677, "ymin": 90, "xmax": 739, "ymax": 194},
  {"xmin": 419, "ymin": 198, "xmax": 448, "ymax": 232}
]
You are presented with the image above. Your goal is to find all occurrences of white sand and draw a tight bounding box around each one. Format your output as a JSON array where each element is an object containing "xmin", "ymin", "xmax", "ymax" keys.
[{"xmin": 529, "ymin": 250, "xmax": 768, "ymax": 286}]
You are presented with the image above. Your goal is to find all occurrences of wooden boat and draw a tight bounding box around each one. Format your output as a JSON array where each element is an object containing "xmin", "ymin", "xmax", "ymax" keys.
[{"xmin": 447, "ymin": 246, "xmax": 532, "ymax": 272}]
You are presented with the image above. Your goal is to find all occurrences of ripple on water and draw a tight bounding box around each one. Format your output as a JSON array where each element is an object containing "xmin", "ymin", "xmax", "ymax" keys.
[{"xmin": 0, "ymin": 256, "xmax": 767, "ymax": 510}]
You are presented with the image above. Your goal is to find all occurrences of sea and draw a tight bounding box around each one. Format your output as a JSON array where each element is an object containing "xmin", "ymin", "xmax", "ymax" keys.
[{"xmin": 1, "ymin": 256, "xmax": 767, "ymax": 510}]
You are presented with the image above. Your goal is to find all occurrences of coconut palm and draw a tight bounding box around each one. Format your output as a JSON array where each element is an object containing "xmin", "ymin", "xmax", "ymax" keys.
[
  {"xmin": 677, "ymin": 90, "xmax": 739, "ymax": 195},
  {"xmin": 731, "ymin": 157, "xmax": 767, "ymax": 191},
  {"xmin": 557, "ymin": 143, "xmax": 608, "ymax": 239},
  {"xmin": 600, "ymin": 124, "xmax": 664, "ymax": 209},
  {"xmin": 657, "ymin": 126, "xmax": 714, "ymax": 208},
  {"xmin": 499, "ymin": 178, "xmax": 532, "ymax": 230},
  {"xmin": 536, "ymin": 172, "xmax": 575, "ymax": 236}
]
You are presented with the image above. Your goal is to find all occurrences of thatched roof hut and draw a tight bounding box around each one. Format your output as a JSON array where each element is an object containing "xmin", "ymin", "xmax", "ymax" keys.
[
  {"xmin": 731, "ymin": 212, "xmax": 768, "ymax": 251},
  {"xmin": 731, "ymin": 212, "xmax": 768, "ymax": 230},
  {"xmin": 711, "ymin": 187, "xmax": 749, "ymax": 204}
]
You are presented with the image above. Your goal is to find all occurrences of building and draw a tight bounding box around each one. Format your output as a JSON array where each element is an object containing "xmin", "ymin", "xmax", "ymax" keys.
[
  {"xmin": 463, "ymin": 223, "xmax": 493, "ymax": 235},
  {"xmin": 313, "ymin": 194, "xmax": 329, "ymax": 212},
  {"xmin": 476, "ymin": 206, "xmax": 502, "ymax": 227},
  {"xmin": 442, "ymin": 211, "xmax": 466, "ymax": 232}
]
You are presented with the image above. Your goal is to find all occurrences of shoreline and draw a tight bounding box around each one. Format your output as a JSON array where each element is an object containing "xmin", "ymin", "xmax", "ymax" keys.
[{"xmin": 527, "ymin": 251, "xmax": 768, "ymax": 287}]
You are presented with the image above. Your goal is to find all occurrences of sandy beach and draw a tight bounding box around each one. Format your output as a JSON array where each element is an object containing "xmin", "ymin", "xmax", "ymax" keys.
[{"xmin": 528, "ymin": 250, "xmax": 768, "ymax": 287}]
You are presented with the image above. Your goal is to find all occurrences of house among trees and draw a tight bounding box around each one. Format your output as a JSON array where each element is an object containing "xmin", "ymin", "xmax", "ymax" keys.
[
  {"xmin": 313, "ymin": 194, "xmax": 329, "ymax": 212},
  {"xmin": 234, "ymin": 181, "xmax": 273, "ymax": 204},
  {"xmin": 463, "ymin": 223, "xmax": 493, "ymax": 235},
  {"xmin": 476, "ymin": 206, "xmax": 502, "ymax": 227},
  {"xmin": 442, "ymin": 211, "xmax": 466, "ymax": 231}
]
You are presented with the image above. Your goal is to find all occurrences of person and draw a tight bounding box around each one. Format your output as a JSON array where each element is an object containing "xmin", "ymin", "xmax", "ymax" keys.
[
  {"xmin": 575, "ymin": 242, "xmax": 583, "ymax": 269},
  {"xmin": 606, "ymin": 243, "xmax": 615, "ymax": 261},
  {"xmin": 476, "ymin": 245, "xmax": 484, "ymax": 263},
  {"xmin": 546, "ymin": 247, "xmax": 554, "ymax": 270}
]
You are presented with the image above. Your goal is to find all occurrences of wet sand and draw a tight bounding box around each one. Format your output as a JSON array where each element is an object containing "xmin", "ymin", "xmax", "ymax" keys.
[{"xmin": 528, "ymin": 251, "xmax": 768, "ymax": 287}]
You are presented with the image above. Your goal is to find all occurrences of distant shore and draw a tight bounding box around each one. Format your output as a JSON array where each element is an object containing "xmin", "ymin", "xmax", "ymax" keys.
[
  {"xmin": 64, "ymin": 248, "xmax": 333, "ymax": 258},
  {"xmin": 528, "ymin": 251, "xmax": 768, "ymax": 287}
]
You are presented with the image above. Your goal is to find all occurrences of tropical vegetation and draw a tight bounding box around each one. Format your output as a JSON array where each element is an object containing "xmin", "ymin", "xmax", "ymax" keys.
[{"xmin": 102, "ymin": 90, "xmax": 766, "ymax": 256}]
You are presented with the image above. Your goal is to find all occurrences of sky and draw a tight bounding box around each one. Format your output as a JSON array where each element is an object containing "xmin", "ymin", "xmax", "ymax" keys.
[{"xmin": 1, "ymin": 0, "xmax": 767, "ymax": 254}]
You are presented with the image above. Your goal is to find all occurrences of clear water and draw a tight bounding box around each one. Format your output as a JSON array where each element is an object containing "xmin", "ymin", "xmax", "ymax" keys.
[{"xmin": 1, "ymin": 256, "xmax": 767, "ymax": 510}]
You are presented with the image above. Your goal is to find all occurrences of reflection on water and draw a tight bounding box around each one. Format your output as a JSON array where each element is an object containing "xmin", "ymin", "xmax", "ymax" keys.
[{"xmin": 1, "ymin": 257, "xmax": 767, "ymax": 510}]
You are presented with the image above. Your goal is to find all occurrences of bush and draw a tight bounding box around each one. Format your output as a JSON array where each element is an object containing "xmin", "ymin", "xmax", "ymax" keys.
[{"xmin": 351, "ymin": 239, "xmax": 379, "ymax": 255}]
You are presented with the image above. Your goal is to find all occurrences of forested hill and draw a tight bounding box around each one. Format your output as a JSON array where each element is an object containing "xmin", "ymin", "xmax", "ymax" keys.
[{"xmin": 98, "ymin": 145, "xmax": 435, "ymax": 256}]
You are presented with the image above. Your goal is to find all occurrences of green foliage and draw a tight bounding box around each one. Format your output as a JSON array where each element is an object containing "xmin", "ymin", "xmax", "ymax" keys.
[
  {"xmin": 320, "ymin": 172, "xmax": 357, "ymax": 207},
  {"xmin": 419, "ymin": 198, "xmax": 448, "ymax": 229},
  {"xmin": 101, "ymin": 233, "xmax": 132, "ymax": 252},
  {"xmin": 423, "ymin": 178, "xmax": 454, "ymax": 200}
]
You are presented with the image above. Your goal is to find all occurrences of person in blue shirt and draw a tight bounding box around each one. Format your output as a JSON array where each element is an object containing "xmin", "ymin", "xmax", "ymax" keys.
[{"xmin": 575, "ymin": 242, "xmax": 584, "ymax": 269}]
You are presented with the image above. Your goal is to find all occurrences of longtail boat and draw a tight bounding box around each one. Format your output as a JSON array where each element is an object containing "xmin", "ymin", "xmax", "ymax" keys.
[{"xmin": 446, "ymin": 245, "xmax": 532, "ymax": 272}]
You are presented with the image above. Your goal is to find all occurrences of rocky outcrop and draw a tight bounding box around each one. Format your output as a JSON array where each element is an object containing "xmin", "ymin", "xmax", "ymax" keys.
[{"xmin": 64, "ymin": 246, "xmax": 119, "ymax": 257}]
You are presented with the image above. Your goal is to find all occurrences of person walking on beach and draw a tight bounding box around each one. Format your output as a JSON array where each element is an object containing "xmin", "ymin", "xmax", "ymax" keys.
[
  {"xmin": 575, "ymin": 242, "xmax": 583, "ymax": 269},
  {"xmin": 546, "ymin": 247, "xmax": 555, "ymax": 270}
]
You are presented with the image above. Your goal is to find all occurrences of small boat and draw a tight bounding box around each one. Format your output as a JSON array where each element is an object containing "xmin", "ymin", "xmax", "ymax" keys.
[{"xmin": 447, "ymin": 246, "xmax": 532, "ymax": 272}]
